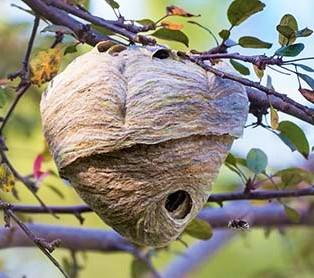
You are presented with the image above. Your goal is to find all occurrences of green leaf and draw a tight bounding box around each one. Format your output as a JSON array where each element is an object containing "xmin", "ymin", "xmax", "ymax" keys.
[
  {"xmin": 104, "ymin": 0, "xmax": 120, "ymax": 9},
  {"xmin": 151, "ymin": 28, "xmax": 189, "ymax": 47},
  {"xmin": 295, "ymin": 64, "xmax": 314, "ymax": 73},
  {"xmin": 219, "ymin": 29, "xmax": 230, "ymax": 40},
  {"xmin": 90, "ymin": 24, "xmax": 115, "ymax": 36},
  {"xmin": 238, "ymin": 36, "xmax": 272, "ymax": 49},
  {"xmin": 0, "ymin": 88, "xmax": 8, "ymax": 108},
  {"xmin": 278, "ymin": 14, "xmax": 298, "ymax": 46},
  {"xmin": 41, "ymin": 25, "xmax": 76, "ymax": 37},
  {"xmin": 296, "ymin": 27, "xmax": 313, "ymax": 38},
  {"xmin": 184, "ymin": 218, "xmax": 213, "ymax": 240},
  {"xmin": 225, "ymin": 153, "xmax": 237, "ymax": 167},
  {"xmin": 136, "ymin": 19, "xmax": 155, "ymax": 27},
  {"xmin": 298, "ymin": 73, "xmax": 314, "ymax": 90},
  {"xmin": 284, "ymin": 205, "xmax": 300, "ymax": 223},
  {"xmin": 64, "ymin": 45, "xmax": 78, "ymax": 55},
  {"xmin": 227, "ymin": 0, "xmax": 265, "ymax": 26},
  {"xmin": 275, "ymin": 167, "xmax": 314, "ymax": 187},
  {"xmin": 276, "ymin": 25, "xmax": 296, "ymax": 44},
  {"xmin": 246, "ymin": 148, "xmax": 268, "ymax": 174},
  {"xmin": 130, "ymin": 258, "xmax": 150, "ymax": 278},
  {"xmin": 277, "ymin": 120, "xmax": 310, "ymax": 158},
  {"xmin": 275, "ymin": 43, "xmax": 304, "ymax": 57},
  {"xmin": 230, "ymin": 59, "xmax": 250, "ymax": 75},
  {"xmin": 276, "ymin": 133, "xmax": 296, "ymax": 152}
]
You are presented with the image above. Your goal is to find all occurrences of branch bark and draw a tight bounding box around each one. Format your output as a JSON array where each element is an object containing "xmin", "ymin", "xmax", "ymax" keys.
[
  {"xmin": 2, "ymin": 187, "xmax": 314, "ymax": 215},
  {"xmin": 19, "ymin": 0, "xmax": 314, "ymax": 125},
  {"xmin": 0, "ymin": 203, "xmax": 313, "ymax": 252}
]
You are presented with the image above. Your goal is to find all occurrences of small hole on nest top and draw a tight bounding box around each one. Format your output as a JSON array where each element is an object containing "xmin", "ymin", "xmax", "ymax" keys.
[
  {"xmin": 165, "ymin": 190, "xmax": 192, "ymax": 220},
  {"xmin": 152, "ymin": 49, "xmax": 170, "ymax": 59}
]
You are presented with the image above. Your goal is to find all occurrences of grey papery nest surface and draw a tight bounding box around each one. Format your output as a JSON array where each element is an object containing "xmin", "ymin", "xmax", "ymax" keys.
[{"xmin": 40, "ymin": 44, "xmax": 248, "ymax": 247}]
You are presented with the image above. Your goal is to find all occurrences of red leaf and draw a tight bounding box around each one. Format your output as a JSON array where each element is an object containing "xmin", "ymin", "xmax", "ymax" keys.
[
  {"xmin": 299, "ymin": 88, "xmax": 314, "ymax": 104},
  {"xmin": 33, "ymin": 154, "xmax": 44, "ymax": 180},
  {"xmin": 166, "ymin": 5, "xmax": 200, "ymax": 17}
]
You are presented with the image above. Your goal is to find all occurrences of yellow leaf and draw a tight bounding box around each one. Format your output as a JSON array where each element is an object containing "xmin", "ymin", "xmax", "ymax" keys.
[
  {"xmin": 0, "ymin": 163, "xmax": 15, "ymax": 192},
  {"xmin": 253, "ymin": 65, "xmax": 264, "ymax": 80},
  {"xmin": 30, "ymin": 47, "xmax": 62, "ymax": 86},
  {"xmin": 270, "ymin": 105, "xmax": 279, "ymax": 130},
  {"xmin": 161, "ymin": 21, "xmax": 184, "ymax": 30},
  {"xmin": 64, "ymin": 0, "xmax": 88, "ymax": 6}
]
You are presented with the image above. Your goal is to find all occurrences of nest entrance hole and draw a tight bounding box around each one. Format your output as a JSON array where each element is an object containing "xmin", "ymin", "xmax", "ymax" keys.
[{"xmin": 165, "ymin": 190, "xmax": 192, "ymax": 220}]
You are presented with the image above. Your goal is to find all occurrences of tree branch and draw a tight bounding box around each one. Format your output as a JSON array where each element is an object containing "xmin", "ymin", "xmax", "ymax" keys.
[
  {"xmin": 190, "ymin": 58, "xmax": 314, "ymax": 124},
  {"xmin": 45, "ymin": 0, "xmax": 155, "ymax": 45},
  {"xmin": 19, "ymin": 0, "xmax": 314, "ymax": 125},
  {"xmin": 246, "ymin": 87, "xmax": 314, "ymax": 124},
  {"xmin": 207, "ymin": 186, "xmax": 314, "ymax": 203},
  {"xmin": 22, "ymin": 0, "xmax": 112, "ymax": 45},
  {"xmin": 0, "ymin": 203, "xmax": 313, "ymax": 253},
  {"xmin": 0, "ymin": 201, "xmax": 69, "ymax": 278},
  {"xmin": 2, "ymin": 187, "xmax": 314, "ymax": 215}
]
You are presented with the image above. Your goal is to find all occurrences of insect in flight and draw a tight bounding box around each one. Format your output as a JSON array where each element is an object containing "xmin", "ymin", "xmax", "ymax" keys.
[{"xmin": 228, "ymin": 219, "xmax": 250, "ymax": 231}]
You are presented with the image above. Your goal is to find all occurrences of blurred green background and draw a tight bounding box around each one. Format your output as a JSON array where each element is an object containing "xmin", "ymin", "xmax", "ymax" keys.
[{"xmin": 0, "ymin": 0, "xmax": 314, "ymax": 277}]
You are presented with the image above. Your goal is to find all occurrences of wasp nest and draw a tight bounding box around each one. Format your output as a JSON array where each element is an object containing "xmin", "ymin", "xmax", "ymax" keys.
[{"xmin": 40, "ymin": 44, "xmax": 248, "ymax": 247}]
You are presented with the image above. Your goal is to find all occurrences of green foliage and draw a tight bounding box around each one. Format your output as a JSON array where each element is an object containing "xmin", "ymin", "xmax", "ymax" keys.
[
  {"xmin": 151, "ymin": 28, "xmax": 189, "ymax": 46},
  {"xmin": 295, "ymin": 64, "xmax": 314, "ymax": 73},
  {"xmin": 130, "ymin": 258, "xmax": 150, "ymax": 278},
  {"xmin": 246, "ymin": 148, "xmax": 268, "ymax": 174},
  {"xmin": 275, "ymin": 43, "xmax": 304, "ymax": 57},
  {"xmin": 277, "ymin": 14, "xmax": 298, "ymax": 46},
  {"xmin": 275, "ymin": 167, "xmax": 314, "ymax": 187},
  {"xmin": 238, "ymin": 36, "xmax": 272, "ymax": 49},
  {"xmin": 184, "ymin": 218, "xmax": 213, "ymax": 240},
  {"xmin": 284, "ymin": 205, "xmax": 301, "ymax": 223},
  {"xmin": 230, "ymin": 59, "xmax": 250, "ymax": 75},
  {"xmin": 64, "ymin": 44, "xmax": 78, "ymax": 55},
  {"xmin": 298, "ymin": 73, "xmax": 314, "ymax": 90},
  {"xmin": 104, "ymin": 0, "xmax": 120, "ymax": 9},
  {"xmin": 218, "ymin": 29, "xmax": 230, "ymax": 40},
  {"xmin": 0, "ymin": 87, "xmax": 8, "ymax": 108},
  {"xmin": 136, "ymin": 19, "xmax": 155, "ymax": 27},
  {"xmin": 277, "ymin": 121, "xmax": 310, "ymax": 158},
  {"xmin": 90, "ymin": 24, "xmax": 115, "ymax": 36},
  {"xmin": 227, "ymin": 0, "xmax": 265, "ymax": 26}
]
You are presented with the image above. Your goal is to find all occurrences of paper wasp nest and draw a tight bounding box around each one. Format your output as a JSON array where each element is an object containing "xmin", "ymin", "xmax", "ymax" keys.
[{"xmin": 40, "ymin": 44, "xmax": 248, "ymax": 247}]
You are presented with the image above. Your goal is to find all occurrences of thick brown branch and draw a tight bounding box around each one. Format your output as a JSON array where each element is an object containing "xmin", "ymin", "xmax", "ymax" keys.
[
  {"xmin": 45, "ymin": 0, "xmax": 155, "ymax": 45},
  {"xmin": 191, "ymin": 58, "xmax": 314, "ymax": 124},
  {"xmin": 246, "ymin": 87, "xmax": 314, "ymax": 124},
  {"xmin": 0, "ymin": 203, "xmax": 313, "ymax": 252},
  {"xmin": 22, "ymin": 0, "xmax": 113, "ymax": 45}
]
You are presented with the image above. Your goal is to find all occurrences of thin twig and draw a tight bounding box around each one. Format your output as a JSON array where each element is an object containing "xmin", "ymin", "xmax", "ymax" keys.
[
  {"xmin": 0, "ymin": 84, "xmax": 30, "ymax": 134},
  {"xmin": 0, "ymin": 201, "xmax": 69, "ymax": 278},
  {"xmin": 207, "ymin": 186, "xmax": 314, "ymax": 204}
]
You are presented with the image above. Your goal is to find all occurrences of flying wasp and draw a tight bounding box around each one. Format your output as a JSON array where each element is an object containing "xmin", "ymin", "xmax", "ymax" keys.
[{"xmin": 228, "ymin": 219, "xmax": 250, "ymax": 231}]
